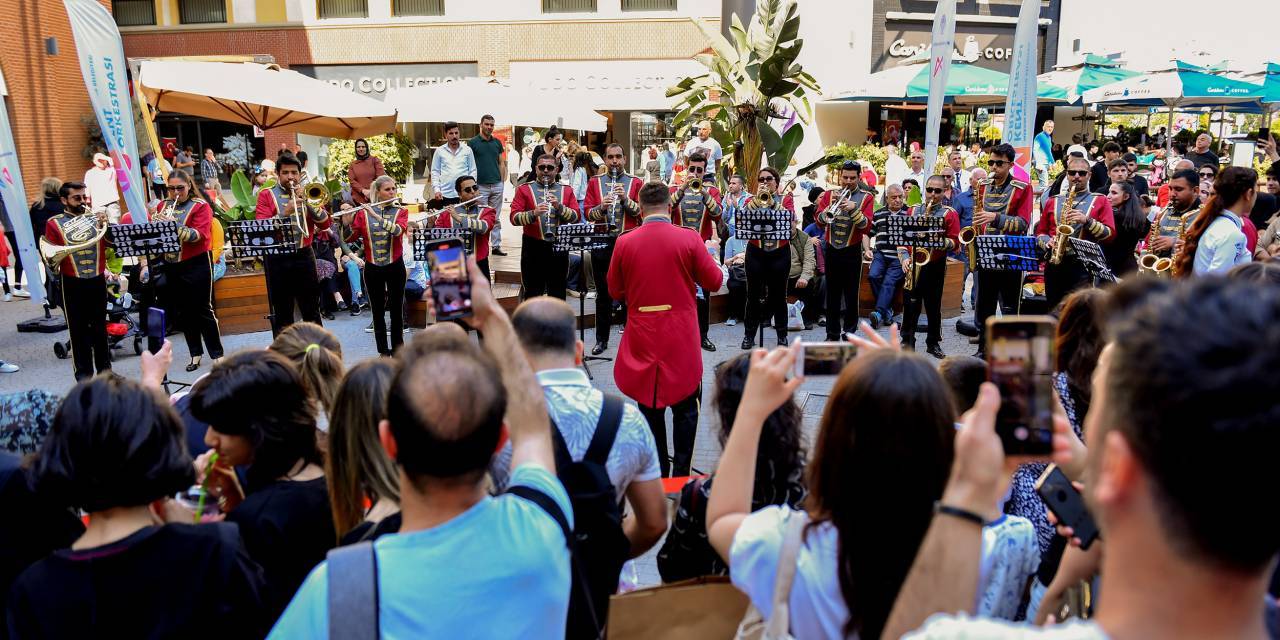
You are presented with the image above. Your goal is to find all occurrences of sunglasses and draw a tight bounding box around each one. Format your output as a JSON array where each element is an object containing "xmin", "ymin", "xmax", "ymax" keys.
[
  {"xmin": 758, "ymin": 176, "xmax": 776, "ymax": 183},
  {"xmin": 925, "ymin": 187, "xmax": 944, "ymax": 194},
  {"xmin": 687, "ymin": 166, "xmax": 705, "ymax": 173},
  {"xmin": 461, "ymin": 185, "xmax": 478, "ymax": 193},
  {"xmin": 537, "ymin": 164, "xmax": 557, "ymax": 171},
  {"xmin": 1200, "ymin": 172, "xmax": 1215, "ymax": 178},
  {"xmin": 165, "ymin": 185, "xmax": 188, "ymax": 191},
  {"xmin": 1066, "ymin": 170, "xmax": 1089, "ymax": 177},
  {"xmin": 987, "ymin": 160, "xmax": 1008, "ymax": 167}
]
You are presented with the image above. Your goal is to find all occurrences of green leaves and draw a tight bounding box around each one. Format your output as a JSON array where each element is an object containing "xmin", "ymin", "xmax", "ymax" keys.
[
  {"xmin": 230, "ymin": 169, "xmax": 253, "ymax": 208},
  {"xmin": 770, "ymin": 123, "xmax": 804, "ymax": 170}
]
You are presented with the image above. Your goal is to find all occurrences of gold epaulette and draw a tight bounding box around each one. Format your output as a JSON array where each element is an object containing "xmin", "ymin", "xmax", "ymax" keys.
[{"xmin": 1009, "ymin": 179, "xmax": 1029, "ymax": 190}]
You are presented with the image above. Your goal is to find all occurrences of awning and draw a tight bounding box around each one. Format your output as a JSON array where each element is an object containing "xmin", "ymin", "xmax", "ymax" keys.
[{"xmin": 386, "ymin": 77, "xmax": 608, "ymax": 131}]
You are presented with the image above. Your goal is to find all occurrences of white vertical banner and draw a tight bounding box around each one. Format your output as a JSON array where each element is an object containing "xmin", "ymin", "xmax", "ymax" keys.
[
  {"xmin": 65, "ymin": 0, "xmax": 150, "ymax": 222},
  {"xmin": 923, "ymin": 0, "xmax": 957, "ymax": 173},
  {"xmin": 0, "ymin": 98, "xmax": 46, "ymax": 303},
  {"xmin": 1003, "ymin": 0, "xmax": 1041, "ymax": 185}
]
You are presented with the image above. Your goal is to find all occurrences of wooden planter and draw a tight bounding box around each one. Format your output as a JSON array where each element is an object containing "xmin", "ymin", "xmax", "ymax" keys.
[{"xmin": 214, "ymin": 271, "xmax": 272, "ymax": 335}]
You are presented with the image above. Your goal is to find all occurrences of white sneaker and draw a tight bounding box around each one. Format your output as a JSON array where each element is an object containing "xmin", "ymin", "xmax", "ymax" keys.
[
  {"xmin": 12, "ymin": 289, "xmax": 30, "ymax": 298},
  {"xmin": 567, "ymin": 290, "xmax": 581, "ymax": 298},
  {"xmin": 2, "ymin": 293, "xmax": 10, "ymax": 302},
  {"xmin": 725, "ymin": 317, "xmax": 738, "ymax": 327},
  {"xmin": 0, "ymin": 361, "xmax": 19, "ymax": 373},
  {"xmin": 585, "ymin": 291, "xmax": 597, "ymax": 299}
]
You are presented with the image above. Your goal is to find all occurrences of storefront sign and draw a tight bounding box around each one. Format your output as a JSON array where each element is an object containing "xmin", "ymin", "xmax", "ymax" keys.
[
  {"xmin": 509, "ymin": 60, "xmax": 706, "ymax": 111},
  {"xmin": 293, "ymin": 63, "xmax": 478, "ymax": 100},
  {"xmin": 877, "ymin": 22, "xmax": 1046, "ymax": 73}
]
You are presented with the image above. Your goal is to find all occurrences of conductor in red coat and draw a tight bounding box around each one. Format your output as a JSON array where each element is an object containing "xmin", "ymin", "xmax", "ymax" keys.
[{"xmin": 608, "ymin": 182, "xmax": 725, "ymax": 478}]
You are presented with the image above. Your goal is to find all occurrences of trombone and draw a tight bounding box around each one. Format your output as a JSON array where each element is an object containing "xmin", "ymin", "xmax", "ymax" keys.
[{"xmin": 285, "ymin": 171, "xmax": 330, "ymax": 240}]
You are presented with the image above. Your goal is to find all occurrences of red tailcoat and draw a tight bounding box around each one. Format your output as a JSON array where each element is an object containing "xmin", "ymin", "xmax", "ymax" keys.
[
  {"xmin": 608, "ymin": 219, "xmax": 724, "ymax": 409},
  {"xmin": 908, "ymin": 203, "xmax": 962, "ymax": 262},
  {"xmin": 509, "ymin": 182, "xmax": 580, "ymax": 240},
  {"xmin": 583, "ymin": 172, "xmax": 643, "ymax": 233},
  {"xmin": 434, "ymin": 206, "xmax": 498, "ymax": 260},
  {"xmin": 813, "ymin": 189, "xmax": 875, "ymax": 247},
  {"xmin": 1035, "ymin": 191, "xmax": 1116, "ymax": 247},
  {"xmin": 348, "ymin": 206, "xmax": 410, "ymax": 264}
]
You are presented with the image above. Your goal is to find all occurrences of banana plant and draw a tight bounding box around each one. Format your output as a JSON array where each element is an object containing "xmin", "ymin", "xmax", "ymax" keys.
[
  {"xmin": 666, "ymin": 0, "xmax": 820, "ymax": 190},
  {"xmin": 212, "ymin": 169, "xmax": 263, "ymax": 225}
]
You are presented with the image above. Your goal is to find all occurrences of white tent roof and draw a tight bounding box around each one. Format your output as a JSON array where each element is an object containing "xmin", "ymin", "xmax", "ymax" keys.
[{"xmin": 386, "ymin": 78, "xmax": 607, "ymax": 131}]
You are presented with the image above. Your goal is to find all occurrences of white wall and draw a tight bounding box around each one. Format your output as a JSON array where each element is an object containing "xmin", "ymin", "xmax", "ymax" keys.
[
  {"xmin": 792, "ymin": 0, "xmax": 876, "ymax": 167},
  {"xmin": 298, "ymin": 0, "xmax": 720, "ymax": 24},
  {"xmin": 1055, "ymin": 0, "xmax": 1271, "ymax": 72}
]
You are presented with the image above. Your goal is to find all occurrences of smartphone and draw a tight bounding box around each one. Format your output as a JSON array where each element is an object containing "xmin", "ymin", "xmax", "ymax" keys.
[
  {"xmin": 1259, "ymin": 127, "xmax": 1271, "ymax": 143},
  {"xmin": 147, "ymin": 307, "xmax": 166, "ymax": 355},
  {"xmin": 792, "ymin": 341, "xmax": 856, "ymax": 378},
  {"xmin": 985, "ymin": 316, "xmax": 1055, "ymax": 455},
  {"xmin": 426, "ymin": 237, "xmax": 472, "ymax": 322},
  {"xmin": 1035, "ymin": 464, "xmax": 1100, "ymax": 550}
]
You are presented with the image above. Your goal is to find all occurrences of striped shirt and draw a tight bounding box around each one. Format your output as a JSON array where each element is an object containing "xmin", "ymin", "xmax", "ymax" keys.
[{"xmin": 870, "ymin": 205, "xmax": 909, "ymax": 255}]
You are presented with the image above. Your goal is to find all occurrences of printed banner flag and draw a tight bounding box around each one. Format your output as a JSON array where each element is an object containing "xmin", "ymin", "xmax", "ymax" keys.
[
  {"xmin": 0, "ymin": 92, "xmax": 45, "ymax": 302},
  {"xmin": 65, "ymin": 0, "xmax": 150, "ymax": 221},
  {"xmin": 923, "ymin": 0, "xmax": 957, "ymax": 173},
  {"xmin": 1003, "ymin": 0, "xmax": 1041, "ymax": 186}
]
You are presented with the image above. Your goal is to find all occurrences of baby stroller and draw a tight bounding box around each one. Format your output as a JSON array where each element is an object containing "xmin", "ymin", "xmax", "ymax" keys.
[{"xmin": 50, "ymin": 266, "xmax": 145, "ymax": 360}]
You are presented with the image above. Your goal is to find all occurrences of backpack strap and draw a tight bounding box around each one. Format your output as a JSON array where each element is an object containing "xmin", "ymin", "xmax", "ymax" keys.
[
  {"xmin": 547, "ymin": 417, "xmax": 574, "ymax": 476},
  {"xmin": 765, "ymin": 513, "xmax": 807, "ymax": 638},
  {"xmin": 326, "ymin": 541, "xmax": 379, "ymax": 640},
  {"xmin": 583, "ymin": 393, "xmax": 625, "ymax": 467},
  {"xmin": 505, "ymin": 484, "xmax": 571, "ymax": 546}
]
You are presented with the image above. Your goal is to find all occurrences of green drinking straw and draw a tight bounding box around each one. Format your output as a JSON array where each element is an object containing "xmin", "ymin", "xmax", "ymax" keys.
[{"xmin": 194, "ymin": 452, "xmax": 219, "ymax": 524}]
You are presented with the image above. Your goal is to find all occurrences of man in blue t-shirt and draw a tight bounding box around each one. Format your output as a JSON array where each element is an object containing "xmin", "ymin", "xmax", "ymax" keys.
[{"xmin": 269, "ymin": 257, "xmax": 573, "ymax": 639}]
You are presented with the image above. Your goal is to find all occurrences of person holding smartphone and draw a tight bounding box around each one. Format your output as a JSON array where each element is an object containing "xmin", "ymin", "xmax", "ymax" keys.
[
  {"xmin": 347, "ymin": 176, "xmax": 408, "ymax": 356},
  {"xmin": 901, "ymin": 176, "xmax": 960, "ymax": 358},
  {"xmin": 160, "ymin": 170, "xmax": 225, "ymax": 372}
]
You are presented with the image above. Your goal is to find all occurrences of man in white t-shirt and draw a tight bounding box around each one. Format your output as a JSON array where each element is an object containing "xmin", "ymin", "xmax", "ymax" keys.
[
  {"xmin": 271, "ymin": 258, "xmax": 574, "ymax": 639},
  {"xmin": 83, "ymin": 153, "xmax": 120, "ymax": 223},
  {"xmin": 684, "ymin": 121, "xmax": 724, "ymax": 182},
  {"xmin": 494, "ymin": 296, "xmax": 668, "ymax": 556},
  {"xmin": 904, "ymin": 149, "xmax": 930, "ymax": 191},
  {"xmin": 884, "ymin": 279, "xmax": 1280, "ymax": 639}
]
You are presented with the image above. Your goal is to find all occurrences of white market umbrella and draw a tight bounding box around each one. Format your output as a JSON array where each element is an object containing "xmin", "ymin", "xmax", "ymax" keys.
[
  {"xmin": 386, "ymin": 77, "xmax": 608, "ymax": 132},
  {"xmin": 138, "ymin": 60, "xmax": 397, "ymax": 138}
]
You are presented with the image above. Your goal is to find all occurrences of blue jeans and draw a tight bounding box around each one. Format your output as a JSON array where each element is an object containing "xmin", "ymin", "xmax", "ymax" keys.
[
  {"xmin": 344, "ymin": 260, "xmax": 363, "ymax": 298},
  {"xmin": 867, "ymin": 252, "xmax": 903, "ymax": 320}
]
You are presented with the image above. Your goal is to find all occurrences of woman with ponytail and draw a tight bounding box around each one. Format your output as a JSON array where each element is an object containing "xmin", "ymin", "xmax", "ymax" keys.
[
  {"xmin": 1103, "ymin": 180, "xmax": 1150, "ymax": 276},
  {"xmin": 269, "ymin": 322, "xmax": 344, "ymax": 442},
  {"xmin": 1174, "ymin": 166, "xmax": 1255, "ymax": 277}
]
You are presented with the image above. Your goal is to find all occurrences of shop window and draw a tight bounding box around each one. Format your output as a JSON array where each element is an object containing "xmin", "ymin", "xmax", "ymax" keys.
[
  {"xmin": 395, "ymin": 0, "xmax": 444, "ymax": 16},
  {"xmin": 542, "ymin": 0, "xmax": 596, "ymax": 13},
  {"xmin": 112, "ymin": 0, "xmax": 155, "ymax": 26},
  {"xmin": 179, "ymin": 0, "xmax": 227, "ymax": 24},
  {"xmin": 318, "ymin": 0, "xmax": 369, "ymax": 19},
  {"xmin": 622, "ymin": 0, "xmax": 676, "ymax": 10}
]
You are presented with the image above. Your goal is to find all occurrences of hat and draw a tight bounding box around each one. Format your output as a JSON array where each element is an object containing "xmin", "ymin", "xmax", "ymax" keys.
[
  {"xmin": 1066, "ymin": 144, "xmax": 1089, "ymax": 160},
  {"xmin": 93, "ymin": 152, "xmax": 112, "ymax": 166}
]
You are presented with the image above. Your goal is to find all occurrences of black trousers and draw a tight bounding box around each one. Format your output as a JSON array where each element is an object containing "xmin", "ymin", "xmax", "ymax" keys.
[
  {"xmin": 3, "ymin": 231, "xmax": 23, "ymax": 291},
  {"xmin": 1044, "ymin": 259, "xmax": 1092, "ymax": 312},
  {"xmin": 824, "ymin": 244, "xmax": 863, "ymax": 340},
  {"xmin": 61, "ymin": 274, "xmax": 109, "ymax": 380},
  {"xmin": 745, "ymin": 244, "xmax": 790, "ymax": 343},
  {"xmin": 162, "ymin": 252, "xmax": 224, "ymax": 359},
  {"xmin": 975, "ymin": 269, "xmax": 1024, "ymax": 352},
  {"xmin": 590, "ymin": 242, "xmax": 615, "ymax": 343},
  {"xmin": 787, "ymin": 276, "xmax": 823, "ymax": 325},
  {"xmin": 697, "ymin": 296, "xmax": 709, "ymax": 339},
  {"xmin": 477, "ymin": 257, "xmax": 491, "ymax": 283},
  {"xmin": 520, "ymin": 236, "xmax": 568, "ymax": 300},
  {"xmin": 902, "ymin": 259, "xmax": 945, "ymax": 347},
  {"xmin": 265, "ymin": 246, "xmax": 323, "ymax": 336},
  {"xmin": 638, "ymin": 386, "xmax": 701, "ymax": 478},
  {"xmin": 366, "ymin": 259, "xmax": 406, "ymax": 355}
]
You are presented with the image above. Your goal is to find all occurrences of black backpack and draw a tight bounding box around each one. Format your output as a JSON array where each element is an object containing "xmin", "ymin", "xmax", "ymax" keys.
[{"xmin": 541, "ymin": 392, "xmax": 631, "ymax": 640}]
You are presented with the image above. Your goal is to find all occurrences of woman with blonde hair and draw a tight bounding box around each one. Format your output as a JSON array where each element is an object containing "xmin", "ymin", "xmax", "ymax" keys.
[
  {"xmin": 327, "ymin": 359, "xmax": 401, "ymax": 544},
  {"xmin": 269, "ymin": 322, "xmax": 344, "ymax": 438}
]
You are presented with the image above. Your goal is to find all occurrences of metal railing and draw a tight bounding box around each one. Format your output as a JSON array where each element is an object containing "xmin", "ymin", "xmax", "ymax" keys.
[
  {"xmin": 622, "ymin": 0, "xmax": 676, "ymax": 10},
  {"xmin": 112, "ymin": 0, "xmax": 156, "ymax": 26},
  {"xmin": 179, "ymin": 0, "xmax": 227, "ymax": 24},
  {"xmin": 394, "ymin": 0, "xmax": 445, "ymax": 16},
  {"xmin": 318, "ymin": 0, "xmax": 369, "ymax": 19},
  {"xmin": 542, "ymin": 0, "xmax": 596, "ymax": 13}
]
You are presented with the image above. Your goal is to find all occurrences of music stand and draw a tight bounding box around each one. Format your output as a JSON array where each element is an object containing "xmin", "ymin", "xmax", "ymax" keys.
[
  {"xmin": 226, "ymin": 219, "xmax": 299, "ymax": 332},
  {"xmin": 1068, "ymin": 237, "xmax": 1117, "ymax": 284},
  {"xmin": 881, "ymin": 215, "xmax": 947, "ymax": 335},
  {"xmin": 109, "ymin": 221, "xmax": 181, "ymax": 258},
  {"xmin": 554, "ymin": 223, "xmax": 613, "ymax": 378},
  {"xmin": 412, "ymin": 226, "xmax": 474, "ymax": 262},
  {"xmin": 736, "ymin": 207, "xmax": 795, "ymax": 346},
  {"xmin": 974, "ymin": 235, "xmax": 1040, "ymax": 272}
]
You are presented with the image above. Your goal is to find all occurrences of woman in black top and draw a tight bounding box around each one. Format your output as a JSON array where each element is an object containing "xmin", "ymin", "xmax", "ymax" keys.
[
  {"xmin": 7, "ymin": 374, "xmax": 266, "ymax": 638},
  {"xmin": 1104, "ymin": 180, "xmax": 1151, "ymax": 276},
  {"xmin": 189, "ymin": 350, "xmax": 336, "ymax": 622},
  {"xmin": 656, "ymin": 353, "xmax": 807, "ymax": 582},
  {"xmin": 527, "ymin": 125, "xmax": 563, "ymax": 182}
]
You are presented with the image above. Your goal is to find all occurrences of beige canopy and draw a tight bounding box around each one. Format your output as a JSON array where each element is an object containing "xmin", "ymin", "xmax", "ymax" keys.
[{"xmin": 137, "ymin": 60, "xmax": 397, "ymax": 138}]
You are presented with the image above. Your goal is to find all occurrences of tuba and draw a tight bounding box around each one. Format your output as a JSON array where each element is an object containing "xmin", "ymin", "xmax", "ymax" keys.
[{"xmin": 40, "ymin": 215, "xmax": 108, "ymax": 268}]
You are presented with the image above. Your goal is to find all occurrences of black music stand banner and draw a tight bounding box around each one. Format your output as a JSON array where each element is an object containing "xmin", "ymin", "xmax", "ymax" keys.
[
  {"xmin": 553, "ymin": 223, "xmax": 612, "ymax": 253},
  {"xmin": 1068, "ymin": 237, "xmax": 1117, "ymax": 283},
  {"xmin": 974, "ymin": 235, "xmax": 1040, "ymax": 272},
  {"xmin": 226, "ymin": 219, "xmax": 298, "ymax": 257},
  {"xmin": 884, "ymin": 215, "xmax": 948, "ymax": 250},
  {"xmin": 109, "ymin": 221, "xmax": 181, "ymax": 258},
  {"xmin": 413, "ymin": 227, "xmax": 473, "ymax": 261},
  {"xmin": 734, "ymin": 208, "xmax": 792, "ymax": 241}
]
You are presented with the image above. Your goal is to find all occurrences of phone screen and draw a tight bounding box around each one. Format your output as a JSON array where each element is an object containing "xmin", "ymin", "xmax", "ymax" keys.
[
  {"xmin": 1260, "ymin": 127, "xmax": 1271, "ymax": 143},
  {"xmin": 147, "ymin": 307, "xmax": 166, "ymax": 355},
  {"xmin": 427, "ymin": 239, "xmax": 472, "ymax": 322},
  {"xmin": 986, "ymin": 317, "xmax": 1055, "ymax": 455},
  {"xmin": 793, "ymin": 342, "xmax": 857, "ymax": 378}
]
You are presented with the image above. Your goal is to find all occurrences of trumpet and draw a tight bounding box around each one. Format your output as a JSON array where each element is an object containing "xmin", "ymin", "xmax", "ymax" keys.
[
  {"xmin": 817, "ymin": 189, "xmax": 850, "ymax": 225},
  {"xmin": 750, "ymin": 186, "xmax": 773, "ymax": 209},
  {"xmin": 40, "ymin": 215, "xmax": 109, "ymax": 268},
  {"xmin": 686, "ymin": 176, "xmax": 703, "ymax": 193},
  {"xmin": 154, "ymin": 197, "xmax": 178, "ymax": 223}
]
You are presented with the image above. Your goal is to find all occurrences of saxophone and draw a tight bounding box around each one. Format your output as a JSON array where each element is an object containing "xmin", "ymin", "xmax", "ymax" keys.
[
  {"xmin": 1172, "ymin": 211, "xmax": 1189, "ymax": 261},
  {"xmin": 959, "ymin": 181, "xmax": 985, "ymax": 271},
  {"xmin": 901, "ymin": 202, "xmax": 935, "ymax": 292},
  {"xmin": 1050, "ymin": 182, "xmax": 1080, "ymax": 265},
  {"xmin": 1137, "ymin": 208, "xmax": 1173, "ymax": 275}
]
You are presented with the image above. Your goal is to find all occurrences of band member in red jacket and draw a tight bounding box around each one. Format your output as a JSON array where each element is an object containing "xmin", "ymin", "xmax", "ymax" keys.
[
  {"xmin": 510, "ymin": 153, "xmax": 580, "ymax": 300},
  {"xmin": 1036, "ymin": 156, "xmax": 1116, "ymax": 310},
  {"xmin": 583, "ymin": 143, "xmax": 642, "ymax": 354},
  {"xmin": 741, "ymin": 166, "xmax": 796, "ymax": 349},
  {"xmin": 608, "ymin": 182, "xmax": 724, "ymax": 477},
  {"xmin": 814, "ymin": 160, "xmax": 874, "ymax": 341},
  {"xmin": 670, "ymin": 152, "xmax": 723, "ymax": 351},
  {"xmin": 347, "ymin": 176, "xmax": 409, "ymax": 355},
  {"xmin": 973, "ymin": 143, "xmax": 1033, "ymax": 358},
  {"xmin": 900, "ymin": 176, "xmax": 960, "ymax": 358},
  {"xmin": 255, "ymin": 153, "xmax": 331, "ymax": 335},
  {"xmin": 45, "ymin": 181, "xmax": 110, "ymax": 380},
  {"xmin": 435, "ymin": 175, "xmax": 499, "ymax": 282},
  {"xmin": 157, "ymin": 169, "xmax": 224, "ymax": 371}
]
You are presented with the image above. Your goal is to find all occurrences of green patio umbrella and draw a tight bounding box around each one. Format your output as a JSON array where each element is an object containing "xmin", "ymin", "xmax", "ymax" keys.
[
  {"xmin": 903, "ymin": 63, "xmax": 1069, "ymax": 104},
  {"xmin": 1038, "ymin": 54, "xmax": 1141, "ymax": 104}
]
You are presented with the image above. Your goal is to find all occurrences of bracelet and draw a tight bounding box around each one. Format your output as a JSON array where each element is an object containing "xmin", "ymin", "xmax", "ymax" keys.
[{"xmin": 933, "ymin": 501, "xmax": 987, "ymax": 527}]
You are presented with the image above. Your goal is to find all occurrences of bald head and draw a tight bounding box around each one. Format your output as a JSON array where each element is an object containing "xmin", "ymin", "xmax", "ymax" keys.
[
  {"xmin": 512, "ymin": 296, "xmax": 578, "ymax": 358},
  {"xmin": 969, "ymin": 167, "xmax": 987, "ymax": 189},
  {"xmin": 1174, "ymin": 159, "xmax": 1195, "ymax": 172}
]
